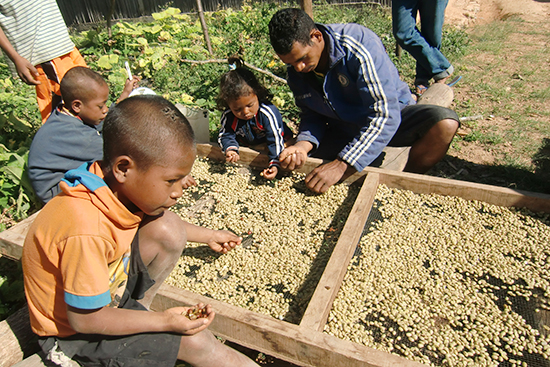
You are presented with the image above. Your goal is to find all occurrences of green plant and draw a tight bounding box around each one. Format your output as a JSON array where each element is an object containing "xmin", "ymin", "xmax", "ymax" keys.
[
  {"xmin": 0, "ymin": 257, "xmax": 25, "ymax": 321},
  {"xmin": 0, "ymin": 69, "xmax": 41, "ymax": 226}
]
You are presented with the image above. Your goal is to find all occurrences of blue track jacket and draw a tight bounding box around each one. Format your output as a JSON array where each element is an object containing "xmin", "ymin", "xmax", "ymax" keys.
[{"xmin": 287, "ymin": 23, "xmax": 415, "ymax": 172}]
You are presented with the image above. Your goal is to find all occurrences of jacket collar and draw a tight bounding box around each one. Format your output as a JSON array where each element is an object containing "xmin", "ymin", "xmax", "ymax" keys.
[{"xmin": 316, "ymin": 23, "xmax": 345, "ymax": 72}]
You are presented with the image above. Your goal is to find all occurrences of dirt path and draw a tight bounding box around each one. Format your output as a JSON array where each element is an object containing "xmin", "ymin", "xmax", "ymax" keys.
[{"xmin": 446, "ymin": 0, "xmax": 550, "ymax": 26}]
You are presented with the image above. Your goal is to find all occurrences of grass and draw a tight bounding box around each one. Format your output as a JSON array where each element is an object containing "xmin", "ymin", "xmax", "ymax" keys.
[{"xmin": 430, "ymin": 13, "xmax": 550, "ymax": 194}]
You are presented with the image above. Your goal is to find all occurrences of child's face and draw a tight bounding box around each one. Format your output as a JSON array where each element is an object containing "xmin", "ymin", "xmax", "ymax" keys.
[
  {"xmin": 122, "ymin": 147, "xmax": 195, "ymax": 216},
  {"xmin": 228, "ymin": 93, "xmax": 259, "ymax": 121},
  {"xmin": 77, "ymin": 82, "xmax": 109, "ymax": 126}
]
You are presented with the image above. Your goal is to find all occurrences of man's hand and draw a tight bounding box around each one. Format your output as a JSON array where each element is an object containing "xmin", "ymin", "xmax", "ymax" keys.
[
  {"xmin": 207, "ymin": 230, "xmax": 242, "ymax": 253},
  {"xmin": 305, "ymin": 158, "xmax": 349, "ymax": 194},
  {"xmin": 14, "ymin": 56, "xmax": 40, "ymax": 85},
  {"xmin": 279, "ymin": 141, "xmax": 312, "ymax": 170}
]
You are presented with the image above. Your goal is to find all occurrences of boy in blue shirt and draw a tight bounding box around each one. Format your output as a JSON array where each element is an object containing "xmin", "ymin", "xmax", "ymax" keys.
[{"xmin": 27, "ymin": 66, "xmax": 139, "ymax": 203}]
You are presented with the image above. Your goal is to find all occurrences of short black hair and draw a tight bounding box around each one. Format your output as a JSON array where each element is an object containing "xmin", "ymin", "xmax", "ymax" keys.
[
  {"xmin": 60, "ymin": 66, "xmax": 107, "ymax": 104},
  {"xmin": 216, "ymin": 56, "xmax": 273, "ymax": 110},
  {"xmin": 269, "ymin": 8, "xmax": 317, "ymax": 55},
  {"xmin": 102, "ymin": 95, "xmax": 195, "ymax": 172}
]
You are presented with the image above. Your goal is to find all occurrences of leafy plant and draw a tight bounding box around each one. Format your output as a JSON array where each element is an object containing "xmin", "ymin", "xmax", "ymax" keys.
[
  {"xmin": 0, "ymin": 68, "xmax": 41, "ymax": 227},
  {"xmin": 0, "ymin": 257, "xmax": 25, "ymax": 321}
]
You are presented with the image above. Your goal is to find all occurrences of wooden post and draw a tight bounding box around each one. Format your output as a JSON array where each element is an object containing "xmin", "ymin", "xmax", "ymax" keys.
[
  {"xmin": 107, "ymin": 0, "xmax": 116, "ymax": 38},
  {"xmin": 299, "ymin": 0, "xmax": 313, "ymax": 19},
  {"xmin": 195, "ymin": 0, "xmax": 213, "ymax": 55}
]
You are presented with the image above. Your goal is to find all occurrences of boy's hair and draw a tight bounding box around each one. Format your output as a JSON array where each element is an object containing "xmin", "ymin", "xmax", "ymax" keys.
[
  {"xmin": 269, "ymin": 8, "xmax": 317, "ymax": 55},
  {"xmin": 216, "ymin": 56, "xmax": 273, "ymax": 110},
  {"xmin": 102, "ymin": 95, "xmax": 195, "ymax": 172},
  {"xmin": 60, "ymin": 66, "xmax": 107, "ymax": 104}
]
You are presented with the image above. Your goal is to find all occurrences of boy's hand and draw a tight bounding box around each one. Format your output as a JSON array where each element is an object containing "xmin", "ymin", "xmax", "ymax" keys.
[
  {"xmin": 225, "ymin": 150, "xmax": 240, "ymax": 163},
  {"xmin": 182, "ymin": 175, "xmax": 197, "ymax": 189},
  {"xmin": 165, "ymin": 303, "xmax": 213, "ymax": 335},
  {"xmin": 117, "ymin": 75, "xmax": 141, "ymax": 103},
  {"xmin": 261, "ymin": 166, "xmax": 278, "ymax": 180},
  {"xmin": 207, "ymin": 230, "xmax": 242, "ymax": 253}
]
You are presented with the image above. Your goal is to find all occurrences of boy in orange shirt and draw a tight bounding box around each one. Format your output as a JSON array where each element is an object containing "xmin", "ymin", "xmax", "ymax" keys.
[{"xmin": 22, "ymin": 95, "xmax": 259, "ymax": 366}]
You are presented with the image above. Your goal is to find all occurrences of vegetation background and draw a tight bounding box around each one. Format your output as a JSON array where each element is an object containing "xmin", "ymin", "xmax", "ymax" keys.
[{"xmin": 0, "ymin": 1, "xmax": 548, "ymax": 363}]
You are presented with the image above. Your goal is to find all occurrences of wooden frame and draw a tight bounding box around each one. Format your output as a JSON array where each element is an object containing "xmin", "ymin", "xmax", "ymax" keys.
[
  {"xmin": 2, "ymin": 143, "xmax": 550, "ymax": 367},
  {"xmin": 154, "ymin": 144, "xmax": 550, "ymax": 367}
]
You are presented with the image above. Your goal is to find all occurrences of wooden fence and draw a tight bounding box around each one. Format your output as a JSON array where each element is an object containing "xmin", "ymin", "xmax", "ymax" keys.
[{"xmin": 57, "ymin": 0, "xmax": 392, "ymax": 26}]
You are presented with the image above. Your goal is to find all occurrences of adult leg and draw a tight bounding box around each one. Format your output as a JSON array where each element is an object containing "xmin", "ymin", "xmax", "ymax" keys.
[
  {"xmin": 418, "ymin": 0, "xmax": 453, "ymax": 82},
  {"xmin": 404, "ymin": 118, "xmax": 458, "ymax": 173},
  {"xmin": 393, "ymin": 0, "xmax": 451, "ymax": 84},
  {"xmin": 389, "ymin": 105, "xmax": 459, "ymax": 173},
  {"xmin": 137, "ymin": 210, "xmax": 187, "ymax": 308}
]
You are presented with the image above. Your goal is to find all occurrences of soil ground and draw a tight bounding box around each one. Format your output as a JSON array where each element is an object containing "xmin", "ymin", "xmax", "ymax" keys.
[{"xmin": 430, "ymin": 0, "xmax": 550, "ymax": 194}]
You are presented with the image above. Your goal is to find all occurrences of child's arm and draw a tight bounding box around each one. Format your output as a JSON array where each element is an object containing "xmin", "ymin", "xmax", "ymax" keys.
[
  {"xmin": 183, "ymin": 222, "xmax": 242, "ymax": 253},
  {"xmin": 225, "ymin": 150, "xmax": 240, "ymax": 163},
  {"xmin": 261, "ymin": 165, "xmax": 278, "ymax": 180},
  {"xmin": 116, "ymin": 75, "xmax": 140, "ymax": 103},
  {"xmin": 218, "ymin": 111, "xmax": 240, "ymax": 163},
  {"xmin": 67, "ymin": 303, "xmax": 213, "ymax": 336},
  {"xmin": 182, "ymin": 174, "xmax": 197, "ymax": 189}
]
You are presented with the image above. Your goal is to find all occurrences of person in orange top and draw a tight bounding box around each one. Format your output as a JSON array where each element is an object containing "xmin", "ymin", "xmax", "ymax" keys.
[
  {"xmin": 0, "ymin": 0, "xmax": 88, "ymax": 122},
  {"xmin": 22, "ymin": 95, "xmax": 259, "ymax": 367}
]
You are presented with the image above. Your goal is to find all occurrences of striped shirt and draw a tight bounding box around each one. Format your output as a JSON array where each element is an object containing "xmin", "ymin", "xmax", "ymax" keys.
[{"xmin": 0, "ymin": 0, "xmax": 74, "ymax": 75}]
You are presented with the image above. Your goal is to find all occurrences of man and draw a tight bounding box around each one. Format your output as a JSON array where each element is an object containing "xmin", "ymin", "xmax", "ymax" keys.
[{"xmin": 268, "ymin": 8, "xmax": 459, "ymax": 193}]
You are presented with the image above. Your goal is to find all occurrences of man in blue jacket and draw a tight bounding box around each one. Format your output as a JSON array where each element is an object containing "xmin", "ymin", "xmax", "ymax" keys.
[{"xmin": 268, "ymin": 8, "xmax": 459, "ymax": 193}]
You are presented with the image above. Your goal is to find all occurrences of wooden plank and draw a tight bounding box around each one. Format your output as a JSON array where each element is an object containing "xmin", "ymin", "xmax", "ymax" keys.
[
  {"xmin": 417, "ymin": 83, "xmax": 454, "ymax": 108},
  {"xmin": 11, "ymin": 352, "xmax": 79, "ymax": 367},
  {"xmin": 370, "ymin": 147, "xmax": 410, "ymax": 171},
  {"xmin": 152, "ymin": 283, "xmax": 426, "ymax": 367},
  {"xmin": 0, "ymin": 211, "xmax": 39, "ymax": 261},
  {"xmin": 11, "ymin": 354, "xmax": 46, "ymax": 367},
  {"xmin": 368, "ymin": 166, "xmax": 550, "ymax": 212},
  {"xmin": 0, "ymin": 306, "xmax": 38, "ymax": 367},
  {"xmin": 300, "ymin": 172, "xmax": 380, "ymax": 331},
  {"xmin": 203, "ymin": 144, "xmax": 550, "ymax": 212},
  {"xmin": 197, "ymin": 143, "xmax": 409, "ymax": 175}
]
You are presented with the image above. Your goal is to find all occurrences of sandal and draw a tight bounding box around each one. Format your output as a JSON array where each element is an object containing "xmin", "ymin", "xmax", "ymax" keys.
[
  {"xmin": 446, "ymin": 75, "xmax": 462, "ymax": 87},
  {"xmin": 415, "ymin": 84, "xmax": 429, "ymax": 97}
]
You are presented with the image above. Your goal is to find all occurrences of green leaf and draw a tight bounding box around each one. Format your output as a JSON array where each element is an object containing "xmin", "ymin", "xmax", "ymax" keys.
[
  {"xmin": 97, "ymin": 54, "xmax": 119, "ymax": 69},
  {"xmin": 8, "ymin": 113, "xmax": 32, "ymax": 133},
  {"xmin": 151, "ymin": 52, "xmax": 165, "ymax": 70},
  {"xmin": 137, "ymin": 37, "xmax": 148, "ymax": 46},
  {"xmin": 150, "ymin": 24, "xmax": 162, "ymax": 34}
]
